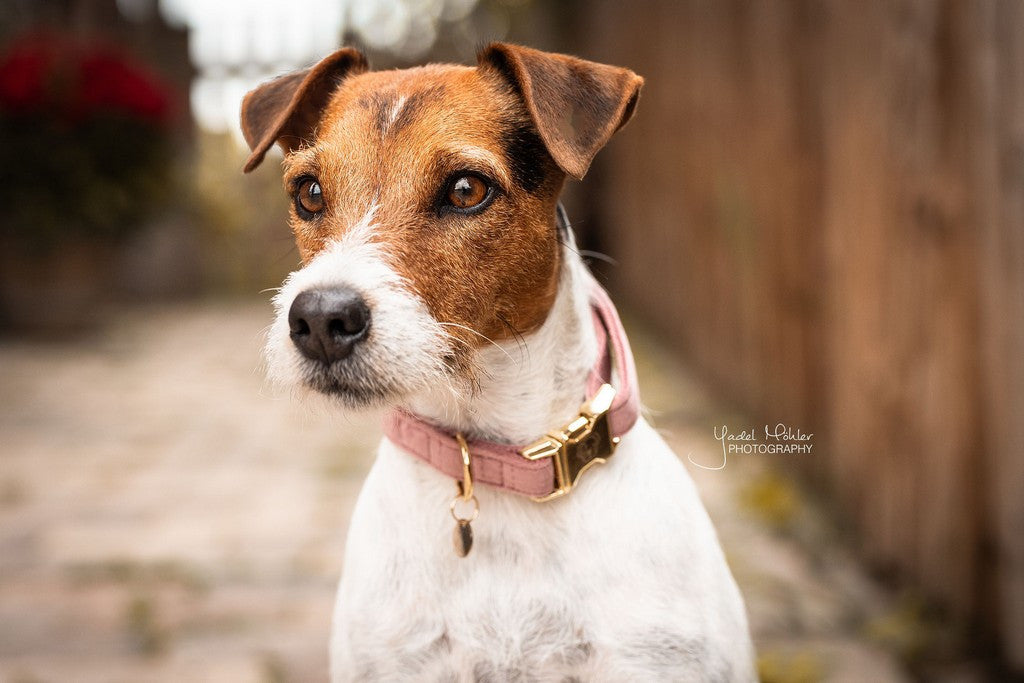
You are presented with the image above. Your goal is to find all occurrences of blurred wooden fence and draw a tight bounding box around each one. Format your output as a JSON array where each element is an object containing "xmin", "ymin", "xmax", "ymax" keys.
[{"xmin": 572, "ymin": 0, "xmax": 1023, "ymax": 669}]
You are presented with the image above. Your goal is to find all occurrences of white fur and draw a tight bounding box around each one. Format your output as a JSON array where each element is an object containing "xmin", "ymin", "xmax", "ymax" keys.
[
  {"xmin": 266, "ymin": 227, "xmax": 757, "ymax": 681},
  {"xmin": 265, "ymin": 206, "xmax": 457, "ymax": 407},
  {"xmin": 383, "ymin": 95, "xmax": 408, "ymax": 133}
]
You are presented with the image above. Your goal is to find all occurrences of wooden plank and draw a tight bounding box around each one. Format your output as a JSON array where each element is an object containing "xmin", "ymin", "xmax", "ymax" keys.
[{"xmin": 981, "ymin": 0, "xmax": 1024, "ymax": 668}]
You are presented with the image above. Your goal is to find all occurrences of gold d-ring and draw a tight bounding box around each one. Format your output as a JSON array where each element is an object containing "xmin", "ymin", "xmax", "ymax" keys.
[
  {"xmin": 454, "ymin": 432, "xmax": 474, "ymax": 501},
  {"xmin": 449, "ymin": 494, "xmax": 479, "ymax": 523}
]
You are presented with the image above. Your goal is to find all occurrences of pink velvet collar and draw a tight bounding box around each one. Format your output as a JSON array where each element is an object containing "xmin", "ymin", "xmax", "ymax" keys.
[{"xmin": 382, "ymin": 278, "xmax": 640, "ymax": 499}]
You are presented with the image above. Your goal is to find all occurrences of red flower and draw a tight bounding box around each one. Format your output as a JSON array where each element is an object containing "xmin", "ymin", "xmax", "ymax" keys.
[
  {"xmin": 0, "ymin": 35, "xmax": 57, "ymax": 111},
  {"xmin": 75, "ymin": 49, "xmax": 170, "ymax": 123},
  {"xmin": 0, "ymin": 32, "xmax": 172, "ymax": 125}
]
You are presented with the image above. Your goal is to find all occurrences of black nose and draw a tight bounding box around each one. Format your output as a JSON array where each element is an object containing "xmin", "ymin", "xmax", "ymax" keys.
[{"xmin": 288, "ymin": 287, "xmax": 370, "ymax": 364}]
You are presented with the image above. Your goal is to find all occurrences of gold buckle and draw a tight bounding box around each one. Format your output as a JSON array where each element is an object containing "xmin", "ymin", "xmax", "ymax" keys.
[{"xmin": 520, "ymin": 383, "xmax": 620, "ymax": 502}]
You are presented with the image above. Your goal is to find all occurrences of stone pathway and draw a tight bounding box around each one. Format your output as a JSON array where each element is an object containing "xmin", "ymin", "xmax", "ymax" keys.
[{"xmin": 0, "ymin": 300, "xmax": 909, "ymax": 682}]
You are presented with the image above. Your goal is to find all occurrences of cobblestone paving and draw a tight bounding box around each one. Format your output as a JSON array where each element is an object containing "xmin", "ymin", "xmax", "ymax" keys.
[{"xmin": 0, "ymin": 301, "xmax": 909, "ymax": 682}]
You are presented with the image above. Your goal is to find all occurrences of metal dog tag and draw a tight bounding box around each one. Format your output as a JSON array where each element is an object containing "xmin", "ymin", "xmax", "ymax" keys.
[{"xmin": 453, "ymin": 519, "xmax": 473, "ymax": 557}]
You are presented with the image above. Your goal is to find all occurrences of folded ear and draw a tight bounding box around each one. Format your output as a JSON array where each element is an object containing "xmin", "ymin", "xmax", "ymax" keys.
[
  {"xmin": 478, "ymin": 43, "xmax": 643, "ymax": 180},
  {"xmin": 240, "ymin": 47, "xmax": 368, "ymax": 173}
]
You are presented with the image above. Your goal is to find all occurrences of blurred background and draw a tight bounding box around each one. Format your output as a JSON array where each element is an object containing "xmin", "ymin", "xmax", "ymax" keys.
[{"xmin": 1, "ymin": 0, "xmax": 1021, "ymax": 681}]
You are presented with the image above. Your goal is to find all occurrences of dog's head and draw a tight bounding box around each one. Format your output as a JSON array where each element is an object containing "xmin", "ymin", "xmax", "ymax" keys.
[{"xmin": 242, "ymin": 44, "xmax": 641, "ymax": 407}]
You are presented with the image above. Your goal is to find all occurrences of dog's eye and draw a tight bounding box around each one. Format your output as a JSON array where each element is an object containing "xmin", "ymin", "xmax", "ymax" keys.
[
  {"xmin": 446, "ymin": 175, "xmax": 491, "ymax": 213},
  {"xmin": 294, "ymin": 178, "xmax": 324, "ymax": 219}
]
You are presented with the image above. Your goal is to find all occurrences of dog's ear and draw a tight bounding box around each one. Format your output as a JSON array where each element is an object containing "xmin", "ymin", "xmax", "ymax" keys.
[
  {"xmin": 478, "ymin": 43, "xmax": 643, "ymax": 180},
  {"xmin": 240, "ymin": 48, "xmax": 368, "ymax": 173}
]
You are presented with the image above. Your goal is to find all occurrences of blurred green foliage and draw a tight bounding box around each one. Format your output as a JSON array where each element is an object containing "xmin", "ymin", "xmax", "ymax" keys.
[{"xmin": 0, "ymin": 114, "xmax": 173, "ymax": 252}]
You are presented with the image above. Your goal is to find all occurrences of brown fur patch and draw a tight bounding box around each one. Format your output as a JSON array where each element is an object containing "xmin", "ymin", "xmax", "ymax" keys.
[{"xmin": 282, "ymin": 65, "xmax": 565, "ymax": 358}]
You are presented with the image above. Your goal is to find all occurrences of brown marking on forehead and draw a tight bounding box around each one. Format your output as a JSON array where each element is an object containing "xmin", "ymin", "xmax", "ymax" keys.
[
  {"xmin": 285, "ymin": 64, "xmax": 565, "ymax": 361},
  {"xmin": 355, "ymin": 91, "xmax": 391, "ymax": 133},
  {"xmin": 388, "ymin": 86, "xmax": 445, "ymax": 137},
  {"xmin": 356, "ymin": 82, "xmax": 447, "ymax": 140}
]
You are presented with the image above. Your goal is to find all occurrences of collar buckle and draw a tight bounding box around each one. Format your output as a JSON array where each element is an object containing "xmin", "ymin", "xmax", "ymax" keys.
[{"xmin": 520, "ymin": 383, "xmax": 620, "ymax": 502}]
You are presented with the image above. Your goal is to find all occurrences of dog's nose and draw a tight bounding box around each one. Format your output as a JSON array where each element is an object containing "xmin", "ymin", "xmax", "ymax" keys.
[{"xmin": 288, "ymin": 287, "xmax": 370, "ymax": 364}]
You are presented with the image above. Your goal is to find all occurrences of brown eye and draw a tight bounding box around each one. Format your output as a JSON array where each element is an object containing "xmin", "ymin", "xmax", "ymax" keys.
[
  {"xmin": 294, "ymin": 178, "xmax": 324, "ymax": 218},
  {"xmin": 446, "ymin": 175, "xmax": 490, "ymax": 212}
]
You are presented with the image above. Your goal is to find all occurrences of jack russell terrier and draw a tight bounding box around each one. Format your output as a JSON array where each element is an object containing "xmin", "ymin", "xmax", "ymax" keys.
[{"xmin": 241, "ymin": 43, "xmax": 755, "ymax": 682}]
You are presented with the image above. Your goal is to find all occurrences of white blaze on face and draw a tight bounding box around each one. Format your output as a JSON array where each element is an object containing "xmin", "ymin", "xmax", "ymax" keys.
[
  {"xmin": 381, "ymin": 94, "xmax": 408, "ymax": 135},
  {"xmin": 264, "ymin": 207, "xmax": 452, "ymax": 406}
]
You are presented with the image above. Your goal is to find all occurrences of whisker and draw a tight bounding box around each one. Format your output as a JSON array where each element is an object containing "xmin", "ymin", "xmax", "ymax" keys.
[
  {"xmin": 445, "ymin": 335, "xmax": 475, "ymax": 350},
  {"xmin": 556, "ymin": 235, "xmax": 582, "ymax": 258},
  {"xmin": 255, "ymin": 323, "xmax": 275, "ymax": 343},
  {"xmin": 436, "ymin": 321, "xmax": 517, "ymax": 364},
  {"xmin": 556, "ymin": 233, "xmax": 620, "ymax": 267},
  {"xmin": 496, "ymin": 312, "xmax": 529, "ymax": 367},
  {"xmin": 576, "ymin": 249, "xmax": 618, "ymax": 266}
]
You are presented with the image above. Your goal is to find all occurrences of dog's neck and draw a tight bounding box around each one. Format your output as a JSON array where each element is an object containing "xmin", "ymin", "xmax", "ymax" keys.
[{"xmin": 403, "ymin": 243, "xmax": 599, "ymax": 445}]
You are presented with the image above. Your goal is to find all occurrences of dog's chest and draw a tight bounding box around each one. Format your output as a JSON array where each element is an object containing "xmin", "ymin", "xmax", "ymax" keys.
[
  {"xmin": 335, "ymin": 469, "xmax": 606, "ymax": 679},
  {"xmin": 381, "ymin": 576, "xmax": 594, "ymax": 680},
  {"xmin": 330, "ymin": 423, "xmax": 753, "ymax": 682}
]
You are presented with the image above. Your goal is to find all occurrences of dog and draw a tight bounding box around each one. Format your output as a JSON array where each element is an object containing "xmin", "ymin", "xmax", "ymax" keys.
[{"xmin": 241, "ymin": 43, "xmax": 756, "ymax": 682}]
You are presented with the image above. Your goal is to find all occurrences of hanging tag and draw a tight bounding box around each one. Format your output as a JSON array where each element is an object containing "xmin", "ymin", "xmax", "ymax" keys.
[
  {"xmin": 449, "ymin": 433, "xmax": 479, "ymax": 558},
  {"xmin": 453, "ymin": 518, "xmax": 473, "ymax": 557},
  {"xmin": 449, "ymin": 491, "xmax": 479, "ymax": 559}
]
